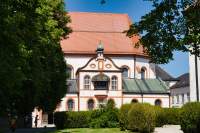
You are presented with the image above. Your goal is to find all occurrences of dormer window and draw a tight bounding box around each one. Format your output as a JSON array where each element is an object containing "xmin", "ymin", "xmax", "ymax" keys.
[
  {"xmin": 141, "ymin": 67, "xmax": 147, "ymax": 79},
  {"xmin": 122, "ymin": 67, "xmax": 129, "ymax": 78}
]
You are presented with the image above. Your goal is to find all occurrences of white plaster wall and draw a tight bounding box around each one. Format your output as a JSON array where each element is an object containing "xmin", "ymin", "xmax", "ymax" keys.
[
  {"xmin": 171, "ymin": 87, "xmax": 190, "ymax": 108},
  {"xmin": 79, "ymin": 72, "xmax": 122, "ymax": 91},
  {"xmin": 189, "ymin": 54, "xmax": 200, "ymax": 101},
  {"xmin": 142, "ymin": 94, "xmax": 169, "ymax": 108},
  {"xmin": 111, "ymin": 56, "xmax": 135, "ymax": 78},
  {"xmin": 122, "ymin": 94, "xmax": 169, "ymax": 108},
  {"xmin": 65, "ymin": 55, "xmax": 156, "ymax": 80},
  {"xmin": 122, "ymin": 94, "xmax": 142, "ymax": 104},
  {"xmin": 65, "ymin": 56, "xmax": 92, "ymax": 79}
]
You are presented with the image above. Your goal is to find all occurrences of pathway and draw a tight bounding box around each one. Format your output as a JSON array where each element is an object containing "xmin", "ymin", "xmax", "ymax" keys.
[
  {"xmin": 154, "ymin": 125, "xmax": 183, "ymax": 133},
  {"xmin": 4, "ymin": 127, "xmax": 55, "ymax": 133}
]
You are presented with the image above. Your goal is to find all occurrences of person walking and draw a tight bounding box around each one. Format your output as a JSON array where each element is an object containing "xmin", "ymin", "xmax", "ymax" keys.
[{"xmin": 34, "ymin": 115, "xmax": 39, "ymax": 128}]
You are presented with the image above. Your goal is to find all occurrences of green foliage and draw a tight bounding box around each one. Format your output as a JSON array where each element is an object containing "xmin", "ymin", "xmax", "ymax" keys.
[
  {"xmin": 155, "ymin": 107, "xmax": 181, "ymax": 127},
  {"xmin": 128, "ymin": 103, "xmax": 156, "ymax": 133},
  {"xmin": 90, "ymin": 103, "xmax": 119, "ymax": 128},
  {"xmin": 66, "ymin": 111, "xmax": 92, "ymax": 128},
  {"xmin": 54, "ymin": 111, "xmax": 91, "ymax": 129},
  {"xmin": 54, "ymin": 104, "xmax": 119, "ymax": 129},
  {"xmin": 180, "ymin": 102, "xmax": 200, "ymax": 133},
  {"xmin": 118, "ymin": 104, "xmax": 132, "ymax": 131},
  {"xmin": 126, "ymin": 0, "xmax": 200, "ymax": 64},
  {"xmin": 0, "ymin": 0, "xmax": 71, "ymax": 115},
  {"xmin": 54, "ymin": 112, "xmax": 67, "ymax": 130}
]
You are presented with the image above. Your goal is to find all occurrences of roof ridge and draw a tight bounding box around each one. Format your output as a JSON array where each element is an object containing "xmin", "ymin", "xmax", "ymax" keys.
[{"xmin": 69, "ymin": 11, "xmax": 129, "ymax": 16}]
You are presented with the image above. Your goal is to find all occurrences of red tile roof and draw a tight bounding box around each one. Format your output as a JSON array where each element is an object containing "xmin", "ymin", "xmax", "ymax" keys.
[{"xmin": 61, "ymin": 12, "xmax": 146, "ymax": 56}]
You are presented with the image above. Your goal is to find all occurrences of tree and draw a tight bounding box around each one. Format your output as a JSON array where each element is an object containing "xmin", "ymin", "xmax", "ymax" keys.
[
  {"xmin": 126, "ymin": 0, "xmax": 199, "ymax": 64},
  {"xmin": 0, "ymin": 0, "xmax": 71, "ymax": 116},
  {"xmin": 126, "ymin": 0, "xmax": 199, "ymax": 101}
]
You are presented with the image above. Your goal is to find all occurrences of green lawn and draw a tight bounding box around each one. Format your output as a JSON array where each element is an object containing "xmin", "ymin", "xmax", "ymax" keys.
[{"xmin": 51, "ymin": 128, "xmax": 133, "ymax": 133}]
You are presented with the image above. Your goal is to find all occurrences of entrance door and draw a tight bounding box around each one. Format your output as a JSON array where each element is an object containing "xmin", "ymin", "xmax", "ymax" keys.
[
  {"xmin": 98, "ymin": 98, "xmax": 107, "ymax": 108},
  {"xmin": 48, "ymin": 113, "xmax": 53, "ymax": 124}
]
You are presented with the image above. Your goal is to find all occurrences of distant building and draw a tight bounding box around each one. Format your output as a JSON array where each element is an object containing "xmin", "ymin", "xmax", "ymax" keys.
[
  {"xmin": 170, "ymin": 73, "xmax": 190, "ymax": 107},
  {"xmin": 155, "ymin": 65, "xmax": 178, "ymax": 87},
  {"xmin": 189, "ymin": 54, "xmax": 200, "ymax": 101}
]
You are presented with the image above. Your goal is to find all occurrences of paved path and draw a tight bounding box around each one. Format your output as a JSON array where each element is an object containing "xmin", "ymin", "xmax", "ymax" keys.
[
  {"xmin": 154, "ymin": 125, "xmax": 183, "ymax": 133},
  {"xmin": 4, "ymin": 127, "xmax": 55, "ymax": 133}
]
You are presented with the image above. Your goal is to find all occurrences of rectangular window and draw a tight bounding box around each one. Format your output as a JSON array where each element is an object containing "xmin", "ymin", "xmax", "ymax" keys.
[
  {"xmin": 84, "ymin": 76, "xmax": 90, "ymax": 90},
  {"xmin": 172, "ymin": 96, "xmax": 174, "ymax": 104},
  {"xmin": 111, "ymin": 77, "xmax": 117, "ymax": 90},
  {"xmin": 182, "ymin": 94, "xmax": 184, "ymax": 104},
  {"xmin": 177, "ymin": 95, "xmax": 179, "ymax": 104},
  {"xmin": 94, "ymin": 81, "xmax": 108, "ymax": 90},
  {"xmin": 187, "ymin": 93, "xmax": 190, "ymax": 102}
]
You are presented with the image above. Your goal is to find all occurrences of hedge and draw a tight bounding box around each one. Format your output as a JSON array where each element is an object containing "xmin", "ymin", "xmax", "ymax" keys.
[
  {"xmin": 54, "ymin": 101, "xmax": 119, "ymax": 129},
  {"xmin": 65, "ymin": 111, "xmax": 92, "ymax": 128},
  {"xmin": 55, "ymin": 102, "xmax": 200, "ymax": 132},
  {"xmin": 90, "ymin": 101, "xmax": 119, "ymax": 128},
  {"xmin": 128, "ymin": 103, "xmax": 156, "ymax": 133},
  {"xmin": 118, "ymin": 104, "xmax": 132, "ymax": 131},
  {"xmin": 54, "ymin": 112, "xmax": 67, "ymax": 129},
  {"xmin": 155, "ymin": 107, "xmax": 181, "ymax": 127},
  {"xmin": 180, "ymin": 102, "xmax": 200, "ymax": 133}
]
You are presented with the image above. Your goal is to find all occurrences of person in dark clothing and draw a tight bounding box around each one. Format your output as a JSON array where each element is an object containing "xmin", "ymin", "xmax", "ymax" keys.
[{"xmin": 34, "ymin": 115, "xmax": 39, "ymax": 128}]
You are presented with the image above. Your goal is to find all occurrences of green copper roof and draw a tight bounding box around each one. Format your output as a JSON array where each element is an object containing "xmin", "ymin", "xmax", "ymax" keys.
[{"xmin": 123, "ymin": 78, "xmax": 169, "ymax": 94}]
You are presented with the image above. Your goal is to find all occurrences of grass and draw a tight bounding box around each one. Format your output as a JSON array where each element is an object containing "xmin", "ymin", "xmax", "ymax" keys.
[{"xmin": 50, "ymin": 128, "xmax": 133, "ymax": 133}]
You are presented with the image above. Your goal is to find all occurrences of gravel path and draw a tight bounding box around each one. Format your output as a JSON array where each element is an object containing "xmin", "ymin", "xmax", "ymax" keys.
[{"xmin": 154, "ymin": 125, "xmax": 183, "ymax": 133}]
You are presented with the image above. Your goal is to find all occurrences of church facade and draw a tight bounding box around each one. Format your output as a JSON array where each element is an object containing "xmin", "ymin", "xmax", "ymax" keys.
[{"xmin": 56, "ymin": 12, "xmax": 170, "ymax": 112}]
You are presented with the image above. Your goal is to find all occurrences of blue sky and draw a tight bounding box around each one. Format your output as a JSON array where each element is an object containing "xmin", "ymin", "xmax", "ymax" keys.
[{"xmin": 65, "ymin": 0, "xmax": 189, "ymax": 77}]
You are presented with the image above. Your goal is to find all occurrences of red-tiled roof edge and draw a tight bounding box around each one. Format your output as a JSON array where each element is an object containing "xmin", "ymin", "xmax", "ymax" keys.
[{"xmin": 61, "ymin": 12, "xmax": 148, "ymax": 57}]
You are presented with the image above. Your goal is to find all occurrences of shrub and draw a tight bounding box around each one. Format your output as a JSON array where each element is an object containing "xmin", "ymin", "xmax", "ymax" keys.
[
  {"xmin": 118, "ymin": 104, "xmax": 132, "ymax": 131},
  {"xmin": 66, "ymin": 111, "xmax": 91, "ymax": 128},
  {"xmin": 89, "ymin": 102, "xmax": 119, "ymax": 128},
  {"xmin": 155, "ymin": 107, "xmax": 181, "ymax": 127},
  {"xmin": 180, "ymin": 102, "xmax": 200, "ymax": 133},
  {"xmin": 128, "ymin": 103, "xmax": 156, "ymax": 133},
  {"xmin": 106, "ymin": 99, "xmax": 115, "ymax": 109},
  {"xmin": 54, "ymin": 112, "xmax": 67, "ymax": 129}
]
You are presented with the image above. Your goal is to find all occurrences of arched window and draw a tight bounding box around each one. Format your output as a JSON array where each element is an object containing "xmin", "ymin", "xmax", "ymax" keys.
[
  {"xmin": 67, "ymin": 99, "xmax": 74, "ymax": 111},
  {"xmin": 122, "ymin": 67, "xmax": 129, "ymax": 78},
  {"xmin": 84, "ymin": 75, "xmax": 90, "ymax": 90},
  {"xmin": 141, "ymin": 67, "xmax": 146, "ymax": 79},
  {"xmin": 131, "ymin": 99, "xmax": 138, "ymax": 103},
  {"xmin": 87, "ymin": 99, "xmax": 94, "ymax": 110},
  {"xmin": 111, "ymin": 76, "xmax": 118, "ymax": 90},
  {"xmin": 155, "ymin": 99, "xmax": 162, "ymax": 106}
]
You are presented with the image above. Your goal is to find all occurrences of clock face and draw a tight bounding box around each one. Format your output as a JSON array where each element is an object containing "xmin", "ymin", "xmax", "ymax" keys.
[
  {"xmin": 105, "ymin": 64, "xmax": 111, "ymax": 69},
  {"xmin": 90, "ymin": 64, "xmax": 96, "ymax": 68}
]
